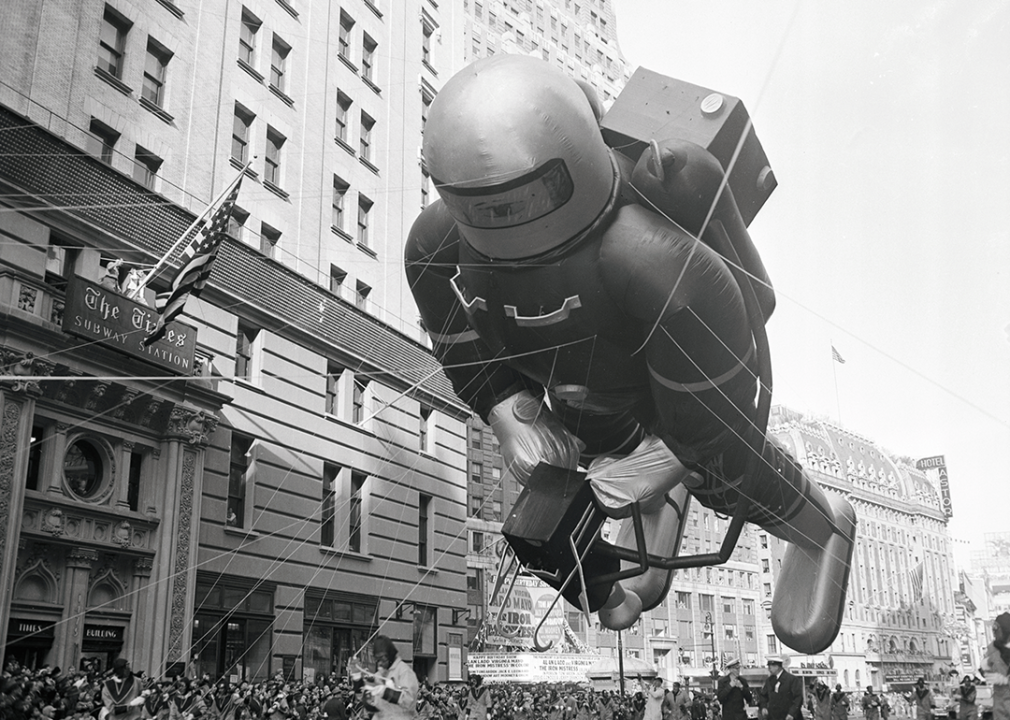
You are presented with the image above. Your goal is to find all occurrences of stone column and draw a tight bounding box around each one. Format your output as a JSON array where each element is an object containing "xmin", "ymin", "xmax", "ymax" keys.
[
  {"xmin": 125, "ymin": 556, "xmax": 153, "ymax": 660},
  {"xmin": 56, "ymin": 546, "xmax": 98, "ymax": 670},
  {"xmin": 46, "ymin": 423, "xmax": 70, "ymax": 494},
  {"xmin": 117, "ymin": 440, "xmax": 135, "ymax": 510},
  {"xmin": 0, "ymin": 350, "xmax": 52, "ymax": 643}
]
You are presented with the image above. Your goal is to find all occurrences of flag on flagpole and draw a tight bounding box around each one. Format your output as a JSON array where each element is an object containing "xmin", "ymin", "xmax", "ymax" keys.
[
  {"xmin": 142, "ymin": 178, "xmax": 242, "ymax": 346},
  {"xmin": 909, "ymin": 561, "xmax": 924, "ymax": 604},
  {"xmin": 831, "ymin": 345, "xmax": 846, "ymax": 364}
]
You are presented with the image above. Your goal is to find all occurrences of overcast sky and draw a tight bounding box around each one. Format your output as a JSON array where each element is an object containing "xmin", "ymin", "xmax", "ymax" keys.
[{"xmin": 611, "ymin": 0, "xmax": 1010, "ymax": 557}]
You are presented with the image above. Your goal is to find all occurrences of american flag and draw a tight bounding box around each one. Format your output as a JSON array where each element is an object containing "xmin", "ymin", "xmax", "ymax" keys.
[
  {"xmin": 909, "ymin": 562, "xmax": 924, "ymax": 604},
  {"xmin": 831, "ymin": 345, "xmax": 846, "ymax": 364},
  {"xmin": 143, "ymin": 179, "xmax": 242, "ymax": 347}
]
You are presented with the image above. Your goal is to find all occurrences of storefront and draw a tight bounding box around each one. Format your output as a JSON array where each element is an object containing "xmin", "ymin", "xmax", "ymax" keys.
[
  {"xmin": 302, "ymin": 590, "xmax": 378, "ymax": 684},
  {"xmin": 79, "ymin": 623, "xmax": 126, "ymax": 675},
  {"xmin": 5, "ymin": 618, "xmax": 56, "ymax": 670},
  {"xmin": 192, "ymin": 574, "xmax": 276, "ymax": 683}
]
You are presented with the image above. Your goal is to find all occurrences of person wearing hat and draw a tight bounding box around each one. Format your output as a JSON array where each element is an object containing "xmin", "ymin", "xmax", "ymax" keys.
[
  {"xmin": 322, "ymin": 695, "xmax": 348, "ymax": 720},
  {"xmin": 982, "ymin": 612, "xmax": 1010, "ymax": 720},
  {"xmin": 101, "ymin": 659, "xmax": 144, "ymax": 720},
  {"xmin": 954, "ymin": 675, "xmax": 977, "ymax": 720},
  {"xmin": 830, "ymin": 685, "xmax": 849, "ymax": 720},
  {"xmin": 904, "ymin": 679, "xmax": 934, "ymax": 720},
  {"xmin": 663, "ymin": 682, "xmax": 689, "ymax": 720},
  {"xmin": 807, "ymin": 679, "xmax": 831, "ymax": 720},
  {"xmin": 758, "ymin": 657, "xmax": 803, "ymax": 720},
  {"xmin": 862, "ymin": 686, "xmax": 882, "ymax": 720},
  {"xmin": 717, "ymin": 659, "xmax": 753, "ymax": 720},
  {"xmin": 354, "ymin": 635, "xmax": 418, "ymax": 720}
]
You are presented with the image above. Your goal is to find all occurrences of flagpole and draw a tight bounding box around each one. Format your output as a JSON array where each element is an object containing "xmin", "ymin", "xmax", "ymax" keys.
[{"xmin": 129, "ymin": 160, "xmax": 252, "ymax": 299}]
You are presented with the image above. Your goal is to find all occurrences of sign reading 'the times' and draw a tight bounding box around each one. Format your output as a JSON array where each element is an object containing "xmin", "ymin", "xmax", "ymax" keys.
[{"xmin": 63, "ymin": 275, "xmax": 197, "ymax": 374}]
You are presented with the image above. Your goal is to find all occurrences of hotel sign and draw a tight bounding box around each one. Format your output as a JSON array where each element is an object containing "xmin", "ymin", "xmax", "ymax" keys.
[
  {"xmin": 63, "ymin": 276, "xmax": 197, "ymax": 374},
  {"xmin": 916, "ymin": 455, "xmax": 952, "ymax": 518}
]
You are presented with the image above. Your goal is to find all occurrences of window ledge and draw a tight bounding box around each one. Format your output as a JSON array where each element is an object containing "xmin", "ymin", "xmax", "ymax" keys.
[
  {"xmin": 95, "ymin": 67, "xmax": 133, "ymax": 96},
  {"xmin": 230, "ymin": 156, "xmax": 260, "ymax": 178},
  {"xmin": 356, "ymin": 242, "xmax": 377, "ymax": 258},
  {"xmin": 319, "ymin": 546, "xmax": 373, "ymax": 561},
  {"xmin": 363, "ymin": 77, "xmax": 381, "ymax": 95},
  {"xmin": 359, "ymin": 157, "xmax": 379, "ymax": 174},
  {"xmin": 335, "ymin": 137, "xmax": 356, "ymax": 156},
  {"xmin": 274, "ymin": 0, "xmax": 299, "ymax": 19},
  {"xmin": 331, "ymin": 225, "xmax": 353, "ymax": 243},
  {"xmin": 338, "ymin": 54, "xmax": 359, "ymax": 74},
  {"xmin": 154, "ymin": 0, "xmax": 185, "ymax": 18},
  {"xmin": 364, "ymin": 0, "xmax": 383, "ymax": 19},
  {"xmin": 417, "ymin": 565, "xmax": 438, "ymax": 575},
  {"xmin": 139, "ymin": 96, "xmax": 174, "ymax": 124},
  {"xmin": 237, "ymin": 58, "xmax": 264, "ymax": 83},
  {"xmin": 269, "ymin": 84, "xmax": 295, "ymax": 107},
  {"xmin": 263, "ymin": 179, "xmax": 290, "ymax": 200},
  {"xmin": 422, "ymin": 60, "xmax": 439, "ymax": 77},
  {"xmin": 224, "ymin": 526, "xmax": 261, "ymax": 539},
  {"xmin": 233, "ymin": 377, "xmax": 266, "ymax": 394}
]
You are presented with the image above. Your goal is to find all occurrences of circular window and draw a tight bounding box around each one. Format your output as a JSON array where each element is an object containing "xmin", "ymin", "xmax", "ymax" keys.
[{"xmin": 64, "ymin": 439, "xmax": 104, "ymax": 499}]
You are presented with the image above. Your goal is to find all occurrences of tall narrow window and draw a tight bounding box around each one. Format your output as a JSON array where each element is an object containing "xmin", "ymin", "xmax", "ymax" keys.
[
  {"xmin": 352, "ymin": 377, "xmax": 369, "ymax": 423},
  {"xmin": 127, "ymin": 450, "xmax": 143, "ymax": 512},
  {"xmin": 132, "ymin": 146, "xmax": 162, "ymax": 189},
  {"xmin": 264, "ymin": 127, "xmax": 285, "ymax": 186},
  {"xmin": 232, "ymin": 104, "xmax": 254, "ymax": 163},
  {"xmin": 325, "ymin": 361, "xmax": 343, "ymax": 414},
  {"xmin": 239, "ymin": 9, "xmax": 260, "ymax": 65},
  {"xmin": 418, "ymin": 494, "xmax": 431, "ymax": 566},
  {"xmin": 228, "ymin": 433, "xmax": 254, "ymax": 528},
  {"xmin": 420, "ymin": 170, "xmax": 430, "ymax": 209},
  {"xmin": 321, "ymin": 463, "xmax": 339, "ymax": 547},
  {"xmin": 142, "ymin": 39, "xmax": 171, "ymax": 107},
  {"xmin": 355, "ymin": 280, "xmax": 371, "ymax": 311},
  {"xmin": 356, "ymin": 194, "xmax": 372, "ymax": 247},
  {"xmin": 362, "ymin": 35, "xmax": 377, "ymax": 83},
  {"xmin": 260, "ymin": 223, "xmax": 280, "ymax": 258},
  {"xmin": 86, "ymin": 119, "xmax": 119, "ymax": 164},
  {"xmin": 421, "ymin": 22, "xmax": 434, "ymax": 66},
  {"xmin": 335, "ymin": 92, "xmax": 352, "ymax": 145},
  {"xmin": 359, "ymin": 112, "xmax": 374, "ymax": 162},
  {"xmin": 338, "ymin": 12, "xmax": 355, "ymax": 61},
  {"xmin": 332, "ymin": 176, "xmax": 349, "ymax": 230},
  {"xmin": 98, "ymin": 7, "xmax": 130, "ymax": 79},
  {"xmin": 25, "ymin": 425, "xmax": 45, "ymax": 491},
  {"xmin": 270, "ymin": 35, "xmax": 290, "ymax": 93},
  {"xmin": 236, "ymin": 321, "xmax": 259, "ymax": 379},
  {"xmin": 349, "ymin": 471, "xmax": 366, "ymax": 553},
  {"xmin": 419, "ymin": 405, "xmax": 432, "ymax": 452},
  {"xmin": 421, "ymin": 90, "xmax": 433, "ymax": 132},
  {"xmin": 227, "ymin": 207, "xmax": 249, "ymax": 242}
]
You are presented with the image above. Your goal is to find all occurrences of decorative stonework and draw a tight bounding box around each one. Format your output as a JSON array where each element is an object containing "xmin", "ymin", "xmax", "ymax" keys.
[
  {"xmin": 0, "ymin": 400, "xmax": 21, "ymax": 564},
  {"xmin": 139, "ymin": 398, "xmax": 162, "ymax": 428},
  {"xmin": 40, "ymin": 507, "xmax": 65, "ymax": 536},
  {"xmin": 167, "ymin": 407, "xmax": 219, "ymax": 446},
  {"xmin": 133, "ymin": 556, "xmax": 154, "ymax": 576},
  {"xmin": 111, "ymin": 520, "xmax": 132, "ymax": 547},
  {"xmin": 112, "ymin": 389, "xmax": 138, "ymax": 420},
  {"xmin": 67, "ymin": 546, "xmax": 98, "ymax": 568},
  {"xmin": 166, "ymin": 450, "xmax": 197, "ymax": 661},
  {"xmin": 84, "ymin": 382, "xmax": 110, "ymax": 411},
  {"xmin": 0, "ymin": 349, "xmax": 55, "ymax": 395}
]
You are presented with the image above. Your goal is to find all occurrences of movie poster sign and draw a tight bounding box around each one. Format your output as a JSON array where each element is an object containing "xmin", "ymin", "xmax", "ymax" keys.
[
  {"xmin": 916, "ymin": 455, "xmax": 952, "ymax": 518},
  {"xmin": 63, "ymin": 275, "xmax": 197, "ymax": 374},
  {"xmin": 485, "ymin": 573, "xmax": 567, "ymax": 650},
  {"xmin": 467, "ymin": 652, "xmax": 599, "ymax": 684}
]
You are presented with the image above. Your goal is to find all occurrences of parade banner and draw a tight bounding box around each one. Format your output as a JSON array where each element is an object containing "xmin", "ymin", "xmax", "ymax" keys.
[{"xmin": 467, "ymin": 652, "xmax": 599, "ymax": 684}]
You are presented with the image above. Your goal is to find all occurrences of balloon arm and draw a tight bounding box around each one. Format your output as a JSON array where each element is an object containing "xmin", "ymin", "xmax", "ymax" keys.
[{"xmin": 487, "ymin": 389, "xmax": 582, "ymax": 484}]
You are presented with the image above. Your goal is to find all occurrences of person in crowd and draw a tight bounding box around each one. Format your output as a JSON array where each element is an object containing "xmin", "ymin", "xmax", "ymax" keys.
[
  {"xmin": 904, "ymin": 679, "xmax": 934, "ymax": 720},
  {"xmin": 984, "ymin": 612, "xmax": 1010, "ymax": 720},
  {"xmin": 806, "ymin": 679, "xmax": 831, "ymax": 720},
  {"xmin": 171, "ymin": 676, "xmax": 204, "ymax": 720},
  {"xmin": 863, "ymin": 687, "xmax": 882, "ymax": 720},
  {"xmin": 829, "ymin": 685, "xmax": 849, "ymax": 720},
  {"xmin": 353, "ymin": 635, "xmax": 418, "ymax": 720},
  {"xmin": 880, "ymin": 693, "xmax": 891, "ymax": 720},
  {"xmin": 758, "ymin": 657, "xmax": 803, "ymax": 720},
  {"xmin": 103, "ymin": 658, "xmax": 146, "ymax": 720},
  {"xmin": 954, "ymin": 676, "xmax": 977, "ymax": 720},
  {"xmin": 644, "ymin": 678, "xmax": 666, "ymax": 720},
  {"xmin": 465, "ymin": 675, "xmax": 490, "ymax": 720},
  {"xmin": 717, "ymin": 659, "xmax": 753, "ymax": 720},
  {"xmin": 689, "ymin": 693, "xmax": 707, "ymax": 720},
  {"xmin": 665, "ymin": 682, "xmax": 690, "ymax": 720}
]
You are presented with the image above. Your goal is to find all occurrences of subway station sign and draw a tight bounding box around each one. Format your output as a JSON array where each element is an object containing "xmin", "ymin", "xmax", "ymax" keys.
[{"xmin": 63, "ymin": 276, "xmax": 197, "ymax": 374}]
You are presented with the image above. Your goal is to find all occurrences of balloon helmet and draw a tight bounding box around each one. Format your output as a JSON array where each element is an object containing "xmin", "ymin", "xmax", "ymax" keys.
[{"xmin": 423, "ymin": 55, "xmax": 614, "ymax": 260}]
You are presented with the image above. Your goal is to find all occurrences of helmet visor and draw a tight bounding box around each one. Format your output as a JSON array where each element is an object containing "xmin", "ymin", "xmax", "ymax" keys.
[{"xmin": 434, "ymin": 158, "xmax": 574, "ymax": 230}]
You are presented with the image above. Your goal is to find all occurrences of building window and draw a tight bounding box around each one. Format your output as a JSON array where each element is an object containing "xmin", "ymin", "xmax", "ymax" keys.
[
  {"xmin": 471, "ymin": 428, "xmax": 482, "ymax": 450},
  {"xmin": 236, "ymin": 321, "xmax": 259, "ymax": 380},
  {"xmin": 421, "ymin": 170, "xmax": 430, "ymax": 209},
  {"xmin": 362, "ymin": 34, "xmax": 377, "ymax": 83},
  {"xmin": 332, "ymin": 176, "xmax": 349, "ymax": 230},
  {"xmin": 64, "ymin": 438, "xmax": 109, "ymax": 500},
  {"xmin": 355, "ymin": 280, "xmax": 371, "ymax": 311},
  {"xmin": 352, "ymin": 377, "xmax": 369, "ymax": 424},
  {"xmin": 239, "ymin": 9, "xmax": 260, "ymax": 65},
  {"xmin": 419, "ymin": 404, "xmax": 433, "ymax": 452},
  {"xmin": 127, "ymin": 450, "xmax": 143, "ymax": 512},
  {"xmin": 260, "ymin": 223, "xmax": 280, "ymax": 258},
  {"xmin": 86, "ymin": 119, "xmax": 119, "ymax": 164},
  {"xmin": 761, "ymin": 558, "xmax": 770, "ymax": 572},
  {"xmin": 359, "ymin": 112, "xmax": 374, "ymax": 162},
  {"xmin": 264, "ymin": 127, "xmax": 285, "ymax": 186},
  {"xmin": 325, "ymin": 361, "xmax": 343, "ymax": 415},
  {"xmin": 270, "ymin": 35, "xmax": 290, "ymax": 93},
  {"xmin": 356, "ymin": 194, "xmax": 372, "ymax": 247},
  {"xmin": 338, "ymin": 12, "xmax": 354, "ymax": 61},
  {"xmin": 302, "ymin": 591, "xmax": 377, "ymax": 680},
  {"xmin": 98, "ymin": 7, "xmax": 130, "ymax": 79},
  {"xmin": 228, "ymin": 432, "xmax": 253, "ymax": 528},
  {"xmin": 418, "ymin": 493, "xmax": 431, "ymax": 566},
  {"xmin": 743, "ymin": 599, "xmax": 755, "ymax": 615},
  {"xmin": 193, "ymin": 575, "xmax": 274, "ymax": 682},
  {"xmin": 470, "ymin": 495, "xmax": 483, "ymax": 518},
  {"xmin": 723, "ymin": 597, "xmax": 736, "ymax": 614},
  {"xmin": 328, "ymin": 265, "xmax": 346, "ymax": 298},
  {"xmin": 321, "ymin": 463, "xmax": 339, "ymax": 547},
  {"xmin": 349, "ymin": 471, "xmax": 366, "ymax": 553},
  {"xmin": 227, "ymin": 206, "xmax": 249, "ymax": 242},
  {"xmin": 472, "ymin": 531, "xmax": 484, "ymax": 553},
  {"xmin": 335, "ymin": 92, "xmax": 352, "ymax": 144},
  {"xmin": 132, "ymin": 146, "xmax": 162, "ymax": 189},
  {"xmin": 232, "ymin": 104, "xmax": 254, "ymax": 163},
  {"xmin": 142, "ymin": 39, "xmax": 171, "ymax": 107},
  {"xmin": 421, "ymin": 22, "xmax": 434, "ymax": 66},
  {"xmin": 724, "ymin": 624, "xmax": 737, "ymax": 640},
  {"xmin": 471, "ymin": 461, "xmax": 483, "ymax": 484},
  {"xmin": 24, "ymin": 425, "xmax": 45, "ymax": 491},
  {"xmin": 766, "ymin": 634, "xmax": 778, "ymax": 654},
  {"xmin": 699, "ymin": 594, "xmax": 713, "ymax": 612}
]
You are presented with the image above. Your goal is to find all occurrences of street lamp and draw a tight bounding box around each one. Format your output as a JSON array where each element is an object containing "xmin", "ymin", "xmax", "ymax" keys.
[{"xmin": 704, "ymin": 612, "xmax": 718, "ymax": 689}]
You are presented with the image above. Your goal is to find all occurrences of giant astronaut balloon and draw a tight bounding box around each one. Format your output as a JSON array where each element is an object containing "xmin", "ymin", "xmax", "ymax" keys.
[{"xmin": 405, "ymin": 55, "xmax": 857, "ymax": 654}]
